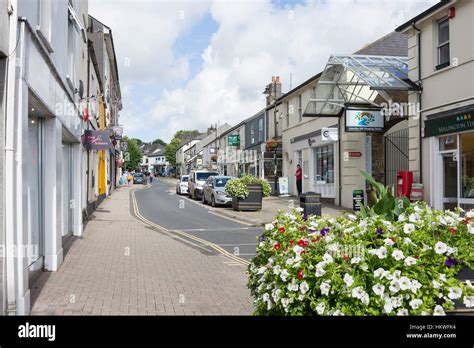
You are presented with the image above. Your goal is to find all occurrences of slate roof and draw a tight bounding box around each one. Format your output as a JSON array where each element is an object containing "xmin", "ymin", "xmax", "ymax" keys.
[{"xmin": 353, "ymin": 31, "xmax": 408, "ymax": 57}]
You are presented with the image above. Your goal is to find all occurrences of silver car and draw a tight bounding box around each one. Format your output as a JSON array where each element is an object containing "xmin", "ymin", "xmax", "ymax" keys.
[
  {"xmin": 176, "ymin": 175, "xmax": 189, "ymax": 194},
  {"xmin": 202, "ymin": 176, "xmax": 234, "ymax": 207}
]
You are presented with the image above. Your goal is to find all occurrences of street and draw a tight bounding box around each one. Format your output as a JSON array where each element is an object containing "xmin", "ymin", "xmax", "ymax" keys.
[{"xmin": 134, "ymin": 179, "xmax": 263, "ymax": 261}]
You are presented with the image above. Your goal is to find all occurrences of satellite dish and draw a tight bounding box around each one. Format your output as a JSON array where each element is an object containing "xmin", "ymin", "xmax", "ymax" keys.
[{"xmin": 78, "ymin": 80, "xmax": 84, "ymax": 99}]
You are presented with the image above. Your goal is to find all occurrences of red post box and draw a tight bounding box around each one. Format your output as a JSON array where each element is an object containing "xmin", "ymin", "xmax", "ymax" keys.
[{"xmin": 397, "ymin": 170, "xmax": 413, "ymax": 198}]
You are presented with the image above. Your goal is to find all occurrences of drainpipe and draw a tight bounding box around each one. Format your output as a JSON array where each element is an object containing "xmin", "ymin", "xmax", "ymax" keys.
[{"xmin": 412, "ymin": 22, "xmax": 423, "ymax": 184}]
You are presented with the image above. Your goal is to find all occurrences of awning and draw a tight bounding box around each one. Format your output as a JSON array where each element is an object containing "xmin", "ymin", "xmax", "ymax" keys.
[{"xmin": 303, "ymin": 54, "xmax": 420, "ymax": 117}]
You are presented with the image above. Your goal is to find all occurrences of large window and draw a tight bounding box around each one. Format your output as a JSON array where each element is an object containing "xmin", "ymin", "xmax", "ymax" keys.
[
  {"xmin": 437, "ymin": 18, "xmax": 450, "ymax": 69},
  {"xmin": 314, "ymin": 144, "xmax": 334, "ymax": 184},
  {"xmin": 258, "ymin": 118, "xmax": 264, "ymax": 142}
]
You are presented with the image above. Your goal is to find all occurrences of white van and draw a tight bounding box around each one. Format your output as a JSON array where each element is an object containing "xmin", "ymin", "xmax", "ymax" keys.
[{"xmin": 188, "ymin": 170, "xmax": 218, "ymax": 200}]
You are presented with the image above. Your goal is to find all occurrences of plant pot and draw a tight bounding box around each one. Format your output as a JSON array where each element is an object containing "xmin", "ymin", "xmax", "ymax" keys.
[{"xmin": 232, "ymin": 184, "xmax": 263, "ymax": 211}]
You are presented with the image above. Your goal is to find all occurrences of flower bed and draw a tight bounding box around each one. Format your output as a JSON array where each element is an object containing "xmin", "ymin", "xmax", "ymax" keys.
[
  {"xmin": 225, "ymin": 174, "xmax": 271, "ymax": 199},
  {"xmin": 248, "ymin": 203, "xmax": 474, "ymax": 316}
]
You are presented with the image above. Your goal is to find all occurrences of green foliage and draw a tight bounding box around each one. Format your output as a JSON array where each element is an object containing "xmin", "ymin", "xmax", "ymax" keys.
[
  {"xmin": 123, "ymin": 136, "xmax": 142, "ymax": 171},
  {"xmin": 151, "ymin": 138, "xmax": 167, "ymax": 146},
  {"xmin": 225, "ymin": 174, "xmax": 272, "ymax": 198},
  {"xmin": 248, "ymin": 205, "xmax": 474, "ymax": 316},
  {"xmin": 165, "ymin": 130, "xmax": 200, "ymax": 166},
  {"xmin": 132, "ymin": 138, "xmax": 143, "ymax": 146},
  {"xmin": 360, "ymin": 171, "xmax": 410, "ymax": 221}
]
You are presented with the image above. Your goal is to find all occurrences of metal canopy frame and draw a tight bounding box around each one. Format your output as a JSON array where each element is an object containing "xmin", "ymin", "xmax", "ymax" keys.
[{"xmin": 303, "ymin": 54, "xmax": 420, "ymax": 117}]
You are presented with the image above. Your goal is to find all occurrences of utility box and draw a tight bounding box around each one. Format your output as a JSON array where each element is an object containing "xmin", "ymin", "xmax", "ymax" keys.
[{"xmin": 300, "ymin": 192, "xmax": 321, "ymax": 217}]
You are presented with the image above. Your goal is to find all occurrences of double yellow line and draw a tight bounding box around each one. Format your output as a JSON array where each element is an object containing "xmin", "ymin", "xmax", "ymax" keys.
[{"xmin": 131, "ymin": 187, "xmax": 250, "ymax": 267}]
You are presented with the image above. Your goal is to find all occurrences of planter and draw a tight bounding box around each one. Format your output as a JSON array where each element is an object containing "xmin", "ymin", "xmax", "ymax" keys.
[{"xmin": 232, "ymin": 184, "xmax": 263, "ymax": 211}]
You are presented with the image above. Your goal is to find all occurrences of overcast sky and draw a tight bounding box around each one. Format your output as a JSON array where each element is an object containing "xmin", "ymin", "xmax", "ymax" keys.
[{"xmin": 89, "ymin": 0, "xmax": 438, "ymax": 143}]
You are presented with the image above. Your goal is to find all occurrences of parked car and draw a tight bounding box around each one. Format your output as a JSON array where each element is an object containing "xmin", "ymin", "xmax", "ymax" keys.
[
  {"xmin": 133, "ymin": 172, "xmax": 147, "ymax": 184},
  {"xmin": 188, "ymin": 170, "xmax": 218, "ymax": 200},
  {"xmin": 176, "ymin": 175, "xmax": 189, "ymax": 195},
  {"xmin": 202, "ymin": 176, "xmax": 234, "ymax": 207}
]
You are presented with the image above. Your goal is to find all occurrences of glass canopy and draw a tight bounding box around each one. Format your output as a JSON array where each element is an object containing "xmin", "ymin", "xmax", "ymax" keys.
[{"xmin": 303, "ymin": 55, "xmax": 420, "ymax": 117}]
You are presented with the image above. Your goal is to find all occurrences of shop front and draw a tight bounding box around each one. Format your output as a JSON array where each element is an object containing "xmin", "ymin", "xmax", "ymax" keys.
[{"xmin": 425, "ymin": 105, "xmax": 474, "ymax": 211}]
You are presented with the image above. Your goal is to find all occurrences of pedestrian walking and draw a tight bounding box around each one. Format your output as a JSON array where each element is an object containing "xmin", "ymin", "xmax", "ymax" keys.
[
  {"xmin": 295, "ymin": 164, "xmax": 302, "ymax": 196},
  {"xmin": 127, "ymin": 173, "xmax": 133, "ymax": 186},
  {"xmin": 149, "ymin": 172, "xmax": 153, "ymax": 184}
]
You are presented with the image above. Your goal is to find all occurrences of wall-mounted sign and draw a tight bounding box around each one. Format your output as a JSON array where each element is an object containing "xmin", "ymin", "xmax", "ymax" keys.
[
  {"xmin": 113, "ymin": 126, "xmax": 123, "ymax": 140},
  {"xmin": 120, "ymin": 141, "xmax": 128, "ymax": 151},
  {"xmin": 424, "ymin": 111, "xmax": 473, "ymax": 137},
  {"xmin": 349, "ymin": 151, "xmax": 362, "ymax": 158},
  {"xmin": 228, "ymin": 134, "xmax": 240, "ymax": 146},
  {"xmin": 82, "ymin": 130, "xmax": 112, "ymax": 150},
  {"xmin": 353, "ymin": 189, "xmax": 364, "ymax": 211},
  {"xmin": 322, "ymin": 127, "xmax": 338, "ymax": 141},
  {"xmin": 345, "ymin": 109, "xmax": 384, "ymax": 132}
]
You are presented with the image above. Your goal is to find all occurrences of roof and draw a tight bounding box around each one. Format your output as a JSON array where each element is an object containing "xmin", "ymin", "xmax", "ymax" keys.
[
  {"xmin": 354, "ymin": 31, "xmax": 408, "ymax": 57},
  {"xmin": 141, "ymin": 143, "xmax": 166, "ymax": 156},
  {"xmin": 395, "ymin": 0, "xmax": 451, "ymax": 32}
]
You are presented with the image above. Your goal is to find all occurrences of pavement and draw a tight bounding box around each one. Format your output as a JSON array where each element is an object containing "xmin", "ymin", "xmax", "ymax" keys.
[
  {"xmin": 30, "ymin": 184, "xmax": 254, "ymax": 315},
  {"xmin": 160, "ymin": 176, "xmax": 348, "ymax": 226}
]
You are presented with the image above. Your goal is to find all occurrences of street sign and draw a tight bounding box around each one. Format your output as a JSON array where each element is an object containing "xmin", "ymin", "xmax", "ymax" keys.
[
  {"xmin": 322, "ymin": 127, "xmax": 338, "ymax": 141},
  {"xmin": 353, "ymin": 189, "xmax": 364, "ymax": 211},
  {"xmin": 228, "ymin": 134, "xmax": 240, "ymax": 146}
]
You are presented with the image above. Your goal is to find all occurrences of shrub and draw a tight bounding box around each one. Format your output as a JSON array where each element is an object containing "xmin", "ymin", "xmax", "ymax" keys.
[
  {"xmin": 248, "ymin": 204, "xmax": 474, "ymax": 315},
  {"xmin": 225, "ymin": 174, "xmax": 271, "ymax": 198}
]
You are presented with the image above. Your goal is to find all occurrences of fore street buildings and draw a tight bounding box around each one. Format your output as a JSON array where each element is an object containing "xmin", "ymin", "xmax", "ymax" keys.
[{"xmin": 0, "ymin": 0, "xmax": 122, "ymax": 314}]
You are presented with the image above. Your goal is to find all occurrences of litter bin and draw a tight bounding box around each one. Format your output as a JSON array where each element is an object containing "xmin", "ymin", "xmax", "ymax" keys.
[{"xmin": 300, "ymin": 192, "xmax": 321, "ymax": 217}]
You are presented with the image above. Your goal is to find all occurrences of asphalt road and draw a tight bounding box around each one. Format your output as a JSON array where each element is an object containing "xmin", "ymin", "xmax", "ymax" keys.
[{"xmin": 134, "ymin": 179, "xmax": 263, "ymax": 260}]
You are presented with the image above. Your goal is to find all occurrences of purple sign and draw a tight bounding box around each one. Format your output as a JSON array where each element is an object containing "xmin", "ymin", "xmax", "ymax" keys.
[{"xmin": 82, "ymin": 130, "xmax": 112, "ymax": 150}]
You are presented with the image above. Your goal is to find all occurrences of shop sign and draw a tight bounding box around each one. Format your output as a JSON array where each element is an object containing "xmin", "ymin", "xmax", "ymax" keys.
[
  {"xmin": 352, "ymin": 189, "xmax": 364, "ymax": 211},
  {"xmin": 113, "ymin": 126, "xmax": 123, "ymax": 140},
  {"xmin": 424, "ymin": 112, "xmax": 473, "ymax": 137},
  {"xmin": 349, "ymin": 151, "xmax": 362, "ymax": 158},
  {"xmin": 345, "ymin": 109, "xmax": 384, "ymax": 132},
  {"xmin": 322, "ymin": 127, "xmax": 338, "ymax": 141},
  {"xmin": 228, "ymin": 134, "xmax": 240, "ymax": 146},
  {"xmin": 120, "ymin": 141, "xmax": 128, "ymax": 151},
  {"xmin": 278, "ymin": 177, "xmax": 289, "ymax": 196},
  {"xmin": 82, "ymin": 130, "xmax": 112, "ymax": 150}
]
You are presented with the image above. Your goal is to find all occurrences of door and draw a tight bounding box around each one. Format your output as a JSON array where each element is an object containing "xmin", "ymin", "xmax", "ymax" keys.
[
  {"xmin": 441, "ymin": 152, "xmax": 458, "ymax": 210},
  {"xmin": 27, "ymin": 115, "xmax": 44, "ymax": 273},
  {"xmin": 62, "ymin": 143, "xmax": 73, "ymax": 236}
]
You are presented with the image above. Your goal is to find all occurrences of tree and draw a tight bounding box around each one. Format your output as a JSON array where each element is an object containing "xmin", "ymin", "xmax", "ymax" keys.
[
  {"xmin": 151, "ymin": 138, "xmax": 167, "ymax": 146},
  {"xmin": 132, "ymin": 138, "xmax": 143, "ymax": 146},
  {"xmin": 123, "ymin": 136, "xmax": 143, "ymax": 171},
  {"xmin": 165, "ymin": 130, "xmax": 200, "ymax": 166}
]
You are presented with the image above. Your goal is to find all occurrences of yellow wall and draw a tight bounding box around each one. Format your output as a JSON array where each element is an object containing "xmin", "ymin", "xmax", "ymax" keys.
[{"xmin": 98, "ymin": 96, "xmax": 106, "ymax": 195}]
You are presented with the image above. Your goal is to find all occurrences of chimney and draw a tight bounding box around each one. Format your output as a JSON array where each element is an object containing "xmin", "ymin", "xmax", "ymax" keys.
[{"xmin": 264, "ymin": 76, "xmax": 282, "ymax": 106}]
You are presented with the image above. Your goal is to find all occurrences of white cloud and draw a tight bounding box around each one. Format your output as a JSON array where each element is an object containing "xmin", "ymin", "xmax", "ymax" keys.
[{"xmin": 90, "ymin": 0, "xmax": 437, "ymax": 142}]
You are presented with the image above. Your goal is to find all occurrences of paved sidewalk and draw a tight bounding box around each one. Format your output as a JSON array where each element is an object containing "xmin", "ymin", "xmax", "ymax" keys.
[
  {"xmin": 30, "ymin": 185, "xmax": 253, "ymax": 315},
  {"xmin": 160, "ymin": 176, "xmax": 348, "ymax": 226}
]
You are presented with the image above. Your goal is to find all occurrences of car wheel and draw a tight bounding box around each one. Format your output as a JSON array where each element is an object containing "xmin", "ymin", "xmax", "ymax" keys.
[
  {"xmin": 211, "ymin": 195, "xmax": 216, "ymax": 207},
  {"xmin": 194, "ymin": 190, "xmax": 199, "ymax": 200},
  {"xmin": 202, "ymin": 194, "xmax": 206, "ymax": 205}
]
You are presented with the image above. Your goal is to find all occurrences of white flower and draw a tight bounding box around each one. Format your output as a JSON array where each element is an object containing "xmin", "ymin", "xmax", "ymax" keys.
[
  {"xmin": 280, "ymin": 269, "xmax": 289, "ymax": 282},
  {"xmin": 421, "ymin": 311, "xmax": 430, "ymax": 316},
  {"xmin": 433, "ymin": 305, "xmax": 445, "ymax": 316},
  {"xmin": 392, "ymin": 250, "xmax": 405, "ymax": 261},
  {"xmin": 300, "ymin": 281, "xmax": 309, "ymax": 295},
  {"xmin": 439, "ymin": 274, "xmax": 447, "ymax": 282},
  {"xmin": 264, "ymin": 223, "xmax": 274, "ymax": 231},
  {"xmin": 360, "ymin": 293, "xmax": 370, "ymax": 306},
  {"xmin": 316, "ymin": 302, "xmax": 325, "ymax": 315},
  {"xmin": 315, "ymin": 268, "xmax": 326, "ymax": 278},
  {"xmin": 447, "ymin": 287, "xmax": 462, "ymax": 300},
  {"xmin": 403, "ymin": 237, "xmax": 413, "ymax": 245},
  {"xmin": 398, "ymin": 214, "xmax": 406, "ymax": 222},
  {"xmin": 383, "ymin": 298, "xmax": 393, "ymax": 314},
  {"xmin": 295, "ymin": 207, "xmax": 304, "ymax": 212},
  {"xmin": 463, "ymin": 296, "xmax": 474, "ymax": 308},
  {"xmin": 361, "ymin": 264, "xmax": 369, "ymax": 271},
  {"xmin": 466, "ymin": 280, "xmax": 473, "ymax": 289},
  {"xmin": 372, "ymin": 283, "xmax": 385, "ymax": 297},
  {"xmin": 293, "ymin": 245, "xmax": 304, "ymax": 255},
  {"xmin": 327, "ymin": 243, "xmax": 339, "ymax": 252},
  {"xmin": 322, "ymin": 253, "xmax": 334, "ymax": 263},
  {"xmin": 287, "ymin": 282, "xmax": 299, "ymax": 292},
  {"xmin": 422, "ymin": 242, "xmax": 432, "ymax": 251},
  {"xmin": 257, "ymin": 266, "xmax": 267, "ymax": 274},
  {"xmin": 404, "ymin": 256, "xmax": 417, "ymax": 266},
  {"xmin": 343, "ymin": 273, "xmax": 354, "ymax": 287},
  {"xmin": 466, "ymin": 211, "xmax": 474, "ymax": 218},
  {"xmin": 347, "ymin": 214, "xmax": 357, "ymax": 221},
  {"xmin": 399, "ymin": 276, "xmax": 412, "ymax": 291},
  {"xmin": 266, "ymin": 301, "xmax": 273, "ymax": 310},
  {"xmin": 446, "ymin": 246, "xmax": 457, "ymax": 256},
  {"xmin": 374, "ymin": 268, "xmax": 386, "ymax": 279},
  {"xmin": 409, "ymin": 299, "xmax": 423, "ymax": 310},
  {"xmin": 331, "ymin": 309, "xmax": 345, "ymax": 316},
  {"xmin": 262, "ymin": 293, "xmax": 270, "ymax": 302},
  {"xmin": 468, "ymin": 224, "xmax": 474, "ymax": 234},
  {"xmin": 432, "ymin": 280, "xmax": 441, "ymax": 289},
  {"xmin": 410, "ymin": 280, "xmax": 422, "ymax": 294},
  {"xmin": 351, "ymin": 257, "xmax": 361, "ymax": 264},
  {"xmin": 409, "ymin": 213, "xmax": 420, "ymax": 223},
  {"xmin": 384, "ymin": 238, "xmax": 395, "ymax": 246},
  {"xmin": 376, "ymin": 246, "xmax": 388, "ymax": 259},
  {"xmin": 391, "ymin": 296, "xmax": 403, "ymax": 308},
  {"xmin": 320, "ymin": 281, "xmax": 331, "ymax": 296},
  {"xmin": 403, "ymin": 223, "xmax": 415, "ymax": 234},
  {"xmin": 272, "ymin": 265, "xmax": 281, "ymax": 275},
  {"xmin": 397, "ymin": 308, "xmax": 408, "ymax": 316},
  {"xmin": 389, "ymin": 279, "xmax": 401, "ymax": 293},
  {"xmin": 281, "ymin": 298, "xmax": 290, "ymax": 309},
  {"xmin": 352, "ymin": 286, "xmax": 365, "ymax": 299},
  {"xmin": 434, "ymin": 242, "xmax": 448, "ymax": 255}
]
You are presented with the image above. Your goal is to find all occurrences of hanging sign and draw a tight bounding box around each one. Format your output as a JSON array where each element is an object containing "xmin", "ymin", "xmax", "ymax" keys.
[
  {"xmin": 82, "ymin": 130, "xmax": 112, "ymax": 150},
  {"xmin": 228, "ymin": 134, "xmax": 240, "ymax": 146},
  {"xmin": 345, "ymin": 109, "xmax": 384, "ymax": 132}
]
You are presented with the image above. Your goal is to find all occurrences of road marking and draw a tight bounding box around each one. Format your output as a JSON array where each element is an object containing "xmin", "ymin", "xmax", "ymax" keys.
[
  {"xmin": 217, "ymin": 243, "xmax": 257, "ymax": 246},
  {"xmin": 179, "ymin": 227, "xmax": 251, "ymax": 232},
  {"xmin": 131, "ymin": 188, "xmax": 250, "ymax": 267}
]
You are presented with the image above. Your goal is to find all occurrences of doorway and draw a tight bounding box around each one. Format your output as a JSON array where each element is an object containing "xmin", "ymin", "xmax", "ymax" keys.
[{"xmin": 62, "ymin": 142, "xmax": 73, "ymax": 237}]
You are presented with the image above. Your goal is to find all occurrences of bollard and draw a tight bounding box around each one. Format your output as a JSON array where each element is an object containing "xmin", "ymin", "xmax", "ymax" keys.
[{"xmin": 300, "ymin": 192, "xmax": 321, "ymax": 217}]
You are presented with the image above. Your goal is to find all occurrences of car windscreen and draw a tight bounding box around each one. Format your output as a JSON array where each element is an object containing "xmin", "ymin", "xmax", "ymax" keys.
[
  {"xmin": 181, "ymin": 176, "xmax": 189, "ymax": 182},
  {"xmin": 134, "ymin": 173, "xmax": 144, "ymax": 178},
  {"xmin": 196, "ymin": 172, "xmax": 217, "ymax": 181},
  {"xmin": 214, "ymin": 178, "xmax": 230, "ymax": 187}
]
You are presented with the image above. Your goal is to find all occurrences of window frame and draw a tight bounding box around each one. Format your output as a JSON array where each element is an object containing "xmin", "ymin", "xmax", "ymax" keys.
[
  {"xmin": 313, "ymin": 144, "xmax": 334, "ymax": 184},
  {"xmin": 436, "ymin": 17, "xmax": 450, "ymax": 70}
]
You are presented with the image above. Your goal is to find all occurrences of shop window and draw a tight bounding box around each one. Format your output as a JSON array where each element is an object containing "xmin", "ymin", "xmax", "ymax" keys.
[
  {"xmin": 314, "ymin": 144, "xmax": 334, "ymax": 184},
  {"xmin": 461, "ymin": 133, "xmax": 474, "ymax": 199},
  {"xmin": 436, "ymin": 18, "xmax": 450, "ymax": 70},
  {"xmin": 258, "ymin": 118, "xmax": 264, "ymax": 142}
]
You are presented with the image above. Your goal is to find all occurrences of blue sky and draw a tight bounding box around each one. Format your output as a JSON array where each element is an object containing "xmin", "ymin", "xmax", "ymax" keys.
[{"xmin": 90, "ymin": 0, "xmax": 438, "ymax": 143}]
